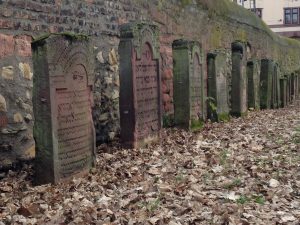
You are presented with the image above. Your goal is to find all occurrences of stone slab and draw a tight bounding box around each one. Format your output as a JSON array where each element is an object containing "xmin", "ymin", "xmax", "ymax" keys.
[
  {"xmin": 280, "ymin": 78, "xmax": 287, "ymax": 108},
  {"xmin": 119, "ymin": 22, "xmax": 162, "ymax": 148},
  {"xmin": 247, "ymin": 60, "xmax": 261, "ymax": 110},
  {"xmin": 231, "ymin": 41, "xmax": 247, "ymax": 117},
  {"xmin": 260, "ymin": 59, "xmax": 274, "ymax": 109},
  {"xmin": 173, "ymin": 40, "xmax": 206, "ymax": 130},
  {"xmin": 271, "ymin": 63, "xmax": 280, "ymax": 109},
  {"xmin": 32, "ymin": 34, "xmax": 96, "ymax": 185},
  {"xmin": 207, "ymin": 50, "xmax": 230, "ymax": 122}
]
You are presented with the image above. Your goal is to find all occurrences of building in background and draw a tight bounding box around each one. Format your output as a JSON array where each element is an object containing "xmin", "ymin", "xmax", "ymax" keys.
[{"xmin": 232, "ymin": 0, "xmax": 300, "ymax": 39}]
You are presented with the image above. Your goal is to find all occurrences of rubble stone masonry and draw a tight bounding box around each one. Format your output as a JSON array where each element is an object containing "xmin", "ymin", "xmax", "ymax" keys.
[{"xmin": 1, "ymin": 0, "xmax": 300, "ymax": 168}]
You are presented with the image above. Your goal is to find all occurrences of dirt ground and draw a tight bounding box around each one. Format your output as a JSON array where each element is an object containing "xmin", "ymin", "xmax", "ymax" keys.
[{"xmin": 0, "ymin": 103, "xmax": 299, "ymax": 225}]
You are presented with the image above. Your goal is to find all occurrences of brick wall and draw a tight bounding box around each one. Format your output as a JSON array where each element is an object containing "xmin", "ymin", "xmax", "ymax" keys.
[{"xmin": 1, "ymin": 0, "xmax": 300, "ymax": 168}]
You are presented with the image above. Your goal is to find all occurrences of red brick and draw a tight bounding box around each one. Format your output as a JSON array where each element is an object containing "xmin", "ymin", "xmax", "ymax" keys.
[
  {"xmin": 0, "ymin": 114, "xmax": 8, "ymax": 128},
  {"xmin": 160, "ymin": 45, "xmax": 172, "ymax": 55},
  {"xmin": 15, "ymin": 35, "xmax": 33, "ymax": 57},
  {"xmin": 0, "ymin": 33, "xmax": 14, "ymax": 59},
  {"xmin": 0, "ymin": 19, "xmax": 14, "ymax": 29},
  {"xmin": 149, "ymin": 6, "xmax": 166, "ymax": 24}
]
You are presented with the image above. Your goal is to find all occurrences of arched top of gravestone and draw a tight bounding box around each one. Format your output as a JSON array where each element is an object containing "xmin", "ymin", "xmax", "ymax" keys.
[
  {"xmin": 120, "ymin": 21, "xmax": 160, "ymax": 60},
  {"xmin": 232, "ymin": 41, "xmax": 246, "ymax": 54},
  {"xmin": 191, "ymin": 43, "xmax": 203, "ymax": 64},
  {"xmin": 31, "ymin": 33, "xmax": 93, "ymax": 87},
  {"xmin": 172, "ymin": 40, "xmax": 203, "ymax": 64}
]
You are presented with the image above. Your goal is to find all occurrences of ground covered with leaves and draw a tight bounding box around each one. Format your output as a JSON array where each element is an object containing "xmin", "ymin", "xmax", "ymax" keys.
[{"xmin": 0, "ymin": 103, "xmax": 300, "ymax": 225}]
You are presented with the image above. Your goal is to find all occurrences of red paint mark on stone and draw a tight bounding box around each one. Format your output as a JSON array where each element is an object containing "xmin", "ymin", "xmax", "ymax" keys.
[{"xmin": 0, "ymin": 33, "xmax": 14, "ymax": 59}]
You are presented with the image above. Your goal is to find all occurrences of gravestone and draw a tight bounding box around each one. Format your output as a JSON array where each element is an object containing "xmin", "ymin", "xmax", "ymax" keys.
[
  {"xmin": 119, "ymin": 22, "xmax": 161, "ymax": 148},
  {"xmin": 280, "ymin": 77, "xmax": 287, "ymax": 108},
  {"xmin": 32, "ymin": 34, "xmax": 96, "ymax": 184},
  {"xmin": 276, "ymin": 65, "xmax": 281, "ymax": 107},
  {"xmin": 260, "ymin": 59, "xmax": 274, "ymax": 109},
  {"xmin": 231, "ymin": 42, "xmax": 247, "ymax": 117},
  {"xmin": 291, "ymin": 73, "xmax": 296, "ymax": 101},
  {"xmin": 247, "ymin": 60, "xmax": 261, "ymax": 110},
  {"xmin": 288, "ymin": 74, "xmax": 292, "ymax": 103},
  {"xmin": 271, "ymin": 63, "xmax": 280, "ymax": 109},
  {"xmin": 207, "ymin": 51, "xmax": 230, "ymax": 122},
  {"xmin": 296, "ymin": 73, "xmax": 300, "ymax": 99},
  {"xmin": 173, "ymin": 40, "xmax": 206, "ymax": 130},
  {"xmin": 285, "ymin": 75, "xmax": 291, "ymax": 105}
]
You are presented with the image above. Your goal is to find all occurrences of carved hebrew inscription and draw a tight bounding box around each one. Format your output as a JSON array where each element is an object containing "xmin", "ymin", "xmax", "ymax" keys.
[
  {"xmin": 51, "ymin": 60, "xmax": 93, "ymax": 178},
  {"xmin": 135, "ymin": 43, "xmax": 159, "ymax": 140}
]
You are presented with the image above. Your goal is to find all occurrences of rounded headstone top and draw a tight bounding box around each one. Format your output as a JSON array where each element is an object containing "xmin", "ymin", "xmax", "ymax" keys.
[{"xmin": 231, "ymin": 41, "xmax": 245, "ymax": 53}]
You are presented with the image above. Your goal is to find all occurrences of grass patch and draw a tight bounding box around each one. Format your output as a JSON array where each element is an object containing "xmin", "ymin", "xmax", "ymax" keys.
[
  {"xmin": 254, "ymin": 196, "xmax": 265, "ymax": 205},
  {"xmin": 175, "ymin": 172, "xmax": 185, "ymax": 183},
  {"xmin": 224, "ymin": 178, "xmax": 242, "ymax": 189},
  {"xmin": 163, "ymin": 114, "xmax": 175, "ymax": 128},
  {"xmin": 236, "ymin": 195, "xmax": 251, "ymax": 204},
  {"xmin": 139, "ymin": 198, "xmax": 161, "ymax": 212},
  {"xmin": 220, "ymin": 149, "xmax": 229, "ymax": 166},
  {"xmin": 191, "ymin": 119, "xmax": 204, "ymax": 131}
]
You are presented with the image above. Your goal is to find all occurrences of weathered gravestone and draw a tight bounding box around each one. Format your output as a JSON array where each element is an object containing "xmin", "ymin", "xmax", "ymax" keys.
[
  {"xmin": 291, "ymin": 73, "xmax": 296, "ymax": 101},
  {"xmin": 32, "ymin": 34, "xmax": 96, "ymax": 184},
  {"xmin": 280, "ymin": 77, "xmax": 287, "ymax": 108},
  {"xmin": 285, "ymin": 75, "xmax": 291, "ymax": 105},
  {"xmin": 119, "ymin": 22, "xmax": 161, "ymax": 148},
  {"xmin": 260, "ymin": 59, "xmax": 274, "ymax": 109},
  {"xmin": 295, "ymin": 73, "xmax": 299, "ymax": 99},
  {"xmin": 271, "ymin": 63, "xmax": 281, "ymax": 109},
  {"xmin": 207, "ymin": 51, "xmax": 230, "ymax": 122},
  {"xmin": 276, "ymin": 65, "xmax": 281, "ymax": 107},
  {"xmin": 173, "ymin": 40, "xmax": 206, "ymax": 130},
  {"xmin": 296, "ymin": 73, "xmax": 300, "ymax": 99},
  {"xmin": 247, "ymin": 60, "xmax": 261, "ymax": 110},
  {"xmin": 288, "ymin": 74, "xmax": 292, "ymax": 103},
  {"xmin": 231, "ymin": 41, "xmax": 247, "ymax": 117}
]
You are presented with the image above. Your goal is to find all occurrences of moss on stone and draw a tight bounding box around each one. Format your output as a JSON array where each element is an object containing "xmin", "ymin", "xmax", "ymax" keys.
[
  {"xmin": 190, "ymin": 119, "xmax": 204, "ymax": 131},
  {"xmin": 163, "ymin": 114, "xmax": 175, "ymax": 128},
  {"xmin": 32, "ymin": 32, "xmax": 89, "ymax": 48},
  {"xmin": 218, "ymin": 113, "xmax": 230, "ymax": 122}
]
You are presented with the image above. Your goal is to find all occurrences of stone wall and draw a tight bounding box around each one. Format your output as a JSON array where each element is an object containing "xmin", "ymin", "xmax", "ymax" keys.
[{"xmin": 1, "ymin": 0, "xmax": 300, "ymax": 168}]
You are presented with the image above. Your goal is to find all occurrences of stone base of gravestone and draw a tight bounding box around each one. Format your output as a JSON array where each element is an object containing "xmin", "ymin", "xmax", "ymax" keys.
[
  {"xmin": 173, "ymin": 40, "xmax": 205, "ymax": 130},
  {"xmin": 207, "ymin": 51, "xmax": 230, "ymax": 122},
  {"xmin": 32, "ymin": 34, "xmax": 96, "ymax": 185}
]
